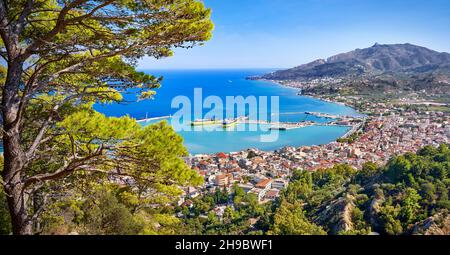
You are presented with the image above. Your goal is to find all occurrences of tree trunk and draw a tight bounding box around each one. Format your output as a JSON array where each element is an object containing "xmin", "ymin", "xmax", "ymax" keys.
[
  {"xmin": 1, "ymin": 58, "xmax": 32, "ymax": 234},
  {"xmin": 4, "ymin": 182, "xmax": 32, "ymax": 235}
]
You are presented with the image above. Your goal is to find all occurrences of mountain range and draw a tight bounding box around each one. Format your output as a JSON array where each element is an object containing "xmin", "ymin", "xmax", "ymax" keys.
[
  {"xmin": 256, "ymin": 43, "xmax": 450, "ymax": 99},
  {"xmin": 263, "ymin": 43, "xmax": 450, "ymax": 80}
]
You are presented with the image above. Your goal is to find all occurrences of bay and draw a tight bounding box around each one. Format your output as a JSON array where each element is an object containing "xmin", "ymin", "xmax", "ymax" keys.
[{"xmin": 94, "ymin": 69, "xmax": 359, "ymax": 155}]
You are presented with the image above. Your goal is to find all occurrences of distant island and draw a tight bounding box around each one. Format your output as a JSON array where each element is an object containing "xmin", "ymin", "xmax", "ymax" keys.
[{"xmin": 249, "ymin": 43, "xmax": 450, "ymax": 104}]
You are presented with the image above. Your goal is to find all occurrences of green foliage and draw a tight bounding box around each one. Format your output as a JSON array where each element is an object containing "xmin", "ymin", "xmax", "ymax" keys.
[
  {"xmin": 80, "ymin": 189, "xmax": 142, "ymax": 235},
  {"xmin": 399, "ymin": 188, "xmax": 422, "ymax": 224},
  {"xmin": 213, "ymin": 188, "xmax": 230, "ymax": 205},
  {"xmin": 114, "ymin": 121, "xmax": 203, "ymax": 207},
  {"xmin": 284, "ymin": 170, "xmax": 313, "ymax": 202},
  {"xmin": 345, "ymin": 207, "xmax": 371, "ymax": 235},
  {"xmin": 269, "ymin": 200, "xmax": 326, "ymax": 235},
  {"xmin": 39, "ymin": 186, "xmax": 141, "ymax": 235},
  {"xmin": 378, "ymin": 204, "xmax": 403, "ymax": 235},
  {"xmin": 384, "ymin": 155, "xmax": 412, "ymax": 183},
  {"xmin": 355, "ymin": 161, "xmax": 380, "ymax": 184},
  {"xmin": 18, "ymin": 111, "xmax": 204, "ymax": 234}
]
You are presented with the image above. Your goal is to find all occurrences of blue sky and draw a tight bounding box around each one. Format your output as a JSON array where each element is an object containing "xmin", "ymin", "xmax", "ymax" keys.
[{"xmin": 138, "ymin": 0, "xmax": 450, "ymax": 69}]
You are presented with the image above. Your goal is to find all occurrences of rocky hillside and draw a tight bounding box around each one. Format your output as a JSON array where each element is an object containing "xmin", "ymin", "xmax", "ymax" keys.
[{"xmin": 263, "ymin": 43, "xmax": 450, "ymax": 80}]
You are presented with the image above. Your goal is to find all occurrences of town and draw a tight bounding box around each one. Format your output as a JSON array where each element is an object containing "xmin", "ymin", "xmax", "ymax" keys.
[{"xmin": 178, "ymin": 94, "xmax": 450, "ymax": 218}]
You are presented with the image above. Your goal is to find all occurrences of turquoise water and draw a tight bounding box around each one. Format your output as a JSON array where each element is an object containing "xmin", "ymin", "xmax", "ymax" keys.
[
  {"xmin": 94, "ymin": 69, "xmax": 358, "ymax": 154},
  {"xmin": 141, "ymin": 121, "xmax": 349, "ymax": 154}
]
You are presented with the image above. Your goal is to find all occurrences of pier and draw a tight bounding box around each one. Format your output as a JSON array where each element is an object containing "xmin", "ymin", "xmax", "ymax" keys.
[
  {"xmin": 191, "ymin": 119, "xmax": 223, "ymax": 126},
  {"xmin": 136, "ymin": 115, "xmax": 171, "ymax": 123}
]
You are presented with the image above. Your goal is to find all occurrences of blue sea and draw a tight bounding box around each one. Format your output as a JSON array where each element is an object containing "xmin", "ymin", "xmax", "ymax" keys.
[{"xmin": 94, "ymin": 69, "xmax": 359, "ymax": 154}]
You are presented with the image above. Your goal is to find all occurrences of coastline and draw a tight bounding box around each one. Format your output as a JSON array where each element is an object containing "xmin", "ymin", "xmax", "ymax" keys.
[
  {"xmin": 258, "ymin": 78, "xmax": 359, "ymax": 113},
  {"xmin": 180, "ymin": 78, "xmax": 363, "ymax": 156}
]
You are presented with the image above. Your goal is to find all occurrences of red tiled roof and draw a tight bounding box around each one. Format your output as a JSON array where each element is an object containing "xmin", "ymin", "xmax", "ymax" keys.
[
  {"xmin": 217, "ymin": 152, "xmax": 227, "ymax": 159},
  {"xmin": 256, "ymin": 179, "xmax": 272, "ymax": 189}
]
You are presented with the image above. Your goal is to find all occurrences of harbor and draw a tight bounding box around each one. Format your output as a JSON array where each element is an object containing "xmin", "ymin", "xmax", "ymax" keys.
[
  {"xmin": 134, "ymin": 110, "xmax": 364, "ymax": 138},
  {"xmin": 187, "ymin": 114, "xmax": 363, "ymax": 132}
]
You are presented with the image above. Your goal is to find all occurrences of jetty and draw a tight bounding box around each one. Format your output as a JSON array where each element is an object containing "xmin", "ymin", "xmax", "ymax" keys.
[{"xmin": 191, "ymin": 119, "xmax": 223, "ymax": 126}]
